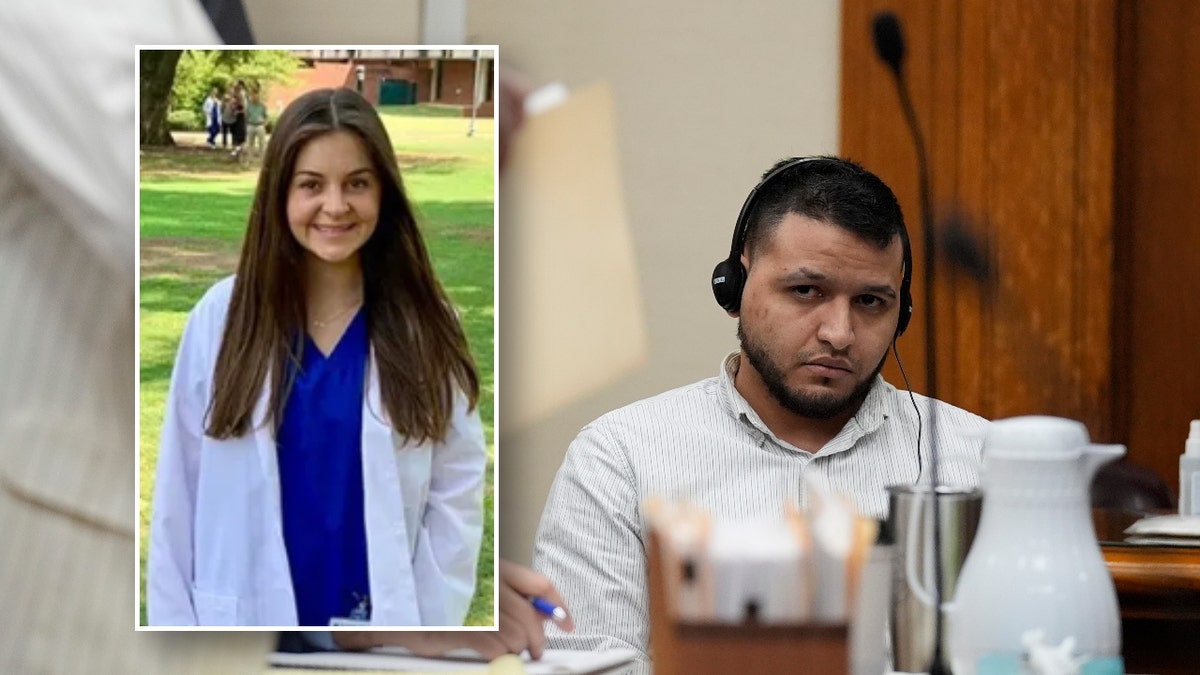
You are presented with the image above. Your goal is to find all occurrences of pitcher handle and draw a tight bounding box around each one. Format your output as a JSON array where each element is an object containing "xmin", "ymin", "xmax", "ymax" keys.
[{"xmin": 904, "ymin": 452, "xmax": 982, "ymax": 609}]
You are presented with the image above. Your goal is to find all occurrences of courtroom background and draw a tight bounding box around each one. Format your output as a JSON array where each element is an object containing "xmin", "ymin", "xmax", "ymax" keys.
[{"xmin": 243, "ymin": 0, "xmax": 1200, "ymax": 568}]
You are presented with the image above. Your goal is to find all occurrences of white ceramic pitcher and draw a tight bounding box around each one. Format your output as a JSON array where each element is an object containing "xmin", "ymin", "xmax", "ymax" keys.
[{"xmin": 947, "ymin": 416, "xmax": 1124, "ymax": 674}]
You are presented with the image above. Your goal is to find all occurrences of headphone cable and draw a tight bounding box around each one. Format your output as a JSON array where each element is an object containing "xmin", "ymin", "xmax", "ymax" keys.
[{"xmin": 892, "ymin": 338, "xmax": 923, "ymax": 484}]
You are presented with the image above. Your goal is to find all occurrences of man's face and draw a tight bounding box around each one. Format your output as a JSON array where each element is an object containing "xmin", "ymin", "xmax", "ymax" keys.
[{"xmin": 737, "ymin": 213, "xmax": 904, "ymax": 419}]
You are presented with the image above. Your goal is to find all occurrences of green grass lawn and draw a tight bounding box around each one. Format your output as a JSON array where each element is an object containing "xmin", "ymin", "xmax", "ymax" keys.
[{"xmin": 138, "ymin": 105, "xmax": 495, "ymax": 627}]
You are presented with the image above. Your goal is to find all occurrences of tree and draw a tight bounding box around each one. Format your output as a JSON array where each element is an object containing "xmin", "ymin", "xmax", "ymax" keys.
[{"xmin": 140, "ymin": 50, "xmax": 183, "ymax": 146}]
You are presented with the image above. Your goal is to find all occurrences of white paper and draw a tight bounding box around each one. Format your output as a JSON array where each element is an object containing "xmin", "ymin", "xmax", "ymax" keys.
[
  {"xmin": 1124, "ymin": 513, "xmax": 1200, "ymax": 537},
  {"xmin": 269, "ymin": 647, "xmax": 637, "ymax": 674}
]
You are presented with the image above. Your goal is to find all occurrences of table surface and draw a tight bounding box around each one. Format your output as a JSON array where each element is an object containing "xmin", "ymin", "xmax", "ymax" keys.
[
  {"xmin": 1094, "ymin": 508, "xmax": 1200, "ymax": 620},
  {"xmin": 267, "ymin": 510, "xmax": 1200, "ymax": 674}
]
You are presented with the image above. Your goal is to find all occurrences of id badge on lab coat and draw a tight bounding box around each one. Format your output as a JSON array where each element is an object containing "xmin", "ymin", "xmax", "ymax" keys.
[{"xmin": 329, "ymin": 594, "xmax": 371, "ymax": 626}]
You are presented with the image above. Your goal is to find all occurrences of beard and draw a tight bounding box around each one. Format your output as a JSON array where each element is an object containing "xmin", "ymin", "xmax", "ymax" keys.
[{"xmin": 737, "ymin": 320, "xmax": 886, "ymax": 420}]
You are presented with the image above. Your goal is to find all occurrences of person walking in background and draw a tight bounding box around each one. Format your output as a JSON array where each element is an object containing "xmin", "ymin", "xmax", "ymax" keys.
[
  {"xmin": 229, "ymin": 79, "xmax": 248, "ymax": 160},
  {"xmin": 148, "ymin": 88, "xmax": 487, "ymax": 627},
  {"xmin": 220, "ymin": 88, "xmax": 236, "ymax": 148},
  {"xmin": 203, "ymin": 86, "xmax": 222, "ymax": 148},
  {"xmin": 246, "ymin": 87, "xmax": 268, "ymax": 158}
]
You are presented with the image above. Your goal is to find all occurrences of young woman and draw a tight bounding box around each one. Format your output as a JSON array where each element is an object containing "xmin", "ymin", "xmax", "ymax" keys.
[
  {"xmin": 147, "ymin": 88, "xmax": 487, "ymax": 627},
  {"xmin": 220, "ymin": 89, "xmax": 236, "ymax": 148},
  {"xmin": 229, "ymin": 80, "xmax": 248, "ymax": 160}
]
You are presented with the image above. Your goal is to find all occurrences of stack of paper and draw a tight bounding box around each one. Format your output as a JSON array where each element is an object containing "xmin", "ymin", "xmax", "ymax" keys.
[
  {"xmin": 269, "ymin": 647, "xmax": 637, "ymax": 674},
  {"xmin": 1124, "ymin": 514, "xmax": 1200, "ymax": 547}
]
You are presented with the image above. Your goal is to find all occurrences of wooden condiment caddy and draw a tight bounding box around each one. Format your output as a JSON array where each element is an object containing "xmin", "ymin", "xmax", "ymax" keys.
[{"xmin": 646, "ymin": 529, "xmax": 849, "ymax": 675}]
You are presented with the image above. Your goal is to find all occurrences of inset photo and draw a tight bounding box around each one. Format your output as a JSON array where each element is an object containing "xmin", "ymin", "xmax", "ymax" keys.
[{"xmin": 136, "ymin": 47, "xmax": 497, "ymax": 629}]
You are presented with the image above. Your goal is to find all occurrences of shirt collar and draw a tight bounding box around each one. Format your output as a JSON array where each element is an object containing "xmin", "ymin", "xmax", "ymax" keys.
[{"xmin": 717, "ymin": 351, "xmax": 893, "ymax": 453}]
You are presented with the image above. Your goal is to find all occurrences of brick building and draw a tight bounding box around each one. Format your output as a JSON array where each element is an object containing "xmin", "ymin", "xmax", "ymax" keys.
[{"xmin": 264, "ymin": 49, "xmax": 494, "ymax": 117}]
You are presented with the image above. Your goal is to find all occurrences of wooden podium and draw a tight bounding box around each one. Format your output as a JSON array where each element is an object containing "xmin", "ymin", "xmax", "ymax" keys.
[{"xmin": 646, "ymin": 530, "xmax": 849, "ymax": 675}]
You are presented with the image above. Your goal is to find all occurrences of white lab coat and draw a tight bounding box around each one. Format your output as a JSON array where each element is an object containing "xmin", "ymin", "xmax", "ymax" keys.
[{"xmin": 148, "ymin": 276, "xmax": 487, "ymax": 627}]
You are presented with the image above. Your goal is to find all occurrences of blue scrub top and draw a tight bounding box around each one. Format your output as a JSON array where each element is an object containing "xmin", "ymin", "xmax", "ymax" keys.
[{"xmin": 277, "ymin": 308, "xmax": 371, "ymax": 626}]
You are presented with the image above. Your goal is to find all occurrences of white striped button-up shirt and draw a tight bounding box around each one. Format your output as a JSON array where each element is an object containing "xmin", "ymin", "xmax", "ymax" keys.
[{"xmin": 533, "ymin": 352, "xmax": 988, "ymax": 673}]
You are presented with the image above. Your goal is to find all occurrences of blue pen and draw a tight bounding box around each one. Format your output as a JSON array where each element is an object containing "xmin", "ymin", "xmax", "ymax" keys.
[{"xmin": 530, "ymin": 596, "xmax": 568, "ymax": 622}]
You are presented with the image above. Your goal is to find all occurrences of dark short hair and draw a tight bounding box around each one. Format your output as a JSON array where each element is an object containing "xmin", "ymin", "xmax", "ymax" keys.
[{"xmin": 743, "ymin": 156, "xmax": 907, "ymax": 261}]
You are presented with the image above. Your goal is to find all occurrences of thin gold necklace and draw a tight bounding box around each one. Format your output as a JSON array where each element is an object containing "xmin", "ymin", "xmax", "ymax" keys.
[{"xmin": 310, "ymin": 298, "xmax": 362, "ymax": 328}]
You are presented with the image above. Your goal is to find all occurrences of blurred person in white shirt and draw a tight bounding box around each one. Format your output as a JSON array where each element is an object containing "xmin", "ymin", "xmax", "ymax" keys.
[{"xmin": 0, "ymin": 0, "xmax": 268, "ymax": 671}]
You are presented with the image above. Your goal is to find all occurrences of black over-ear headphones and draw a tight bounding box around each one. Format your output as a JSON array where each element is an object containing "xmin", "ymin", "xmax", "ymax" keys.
[{"xmin": 710, "ymin": 157, "xmax": 914, "ymax": 337}]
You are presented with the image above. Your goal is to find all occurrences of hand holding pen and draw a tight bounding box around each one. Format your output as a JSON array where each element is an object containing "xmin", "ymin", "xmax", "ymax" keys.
[
  {"xmin": 335, "ymin": 560, "xmax": 574, "ymax": 660},
  {"xmin": 499, "ymin": 559, "xmax": 575, "ymax": 659}
]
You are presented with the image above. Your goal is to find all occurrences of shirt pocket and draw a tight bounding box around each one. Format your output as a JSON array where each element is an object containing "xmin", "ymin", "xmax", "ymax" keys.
[{"xmin": 191, "ymin": 589, "xmax": 240, "ymax": 626}]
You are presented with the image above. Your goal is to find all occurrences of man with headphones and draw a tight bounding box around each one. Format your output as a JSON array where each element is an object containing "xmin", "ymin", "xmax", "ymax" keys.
[{"xmin": 532, "ymin": 156, "xmax": 988, "ymax": 672}]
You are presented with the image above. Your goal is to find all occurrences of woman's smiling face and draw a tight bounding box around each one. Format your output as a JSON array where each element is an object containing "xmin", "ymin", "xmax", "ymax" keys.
[{"xmin": 286, "ymin": 130, "xmax": 381, "ymax": 267}]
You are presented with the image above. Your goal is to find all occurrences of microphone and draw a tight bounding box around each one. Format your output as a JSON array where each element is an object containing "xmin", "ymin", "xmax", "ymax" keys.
[
  {"xmin": 872, "ymin": 11, "xmax": 905, "ymax": 77},
  {"xmin": 872, "ymin": 10, "xmax": 951, "ymax": 675}
]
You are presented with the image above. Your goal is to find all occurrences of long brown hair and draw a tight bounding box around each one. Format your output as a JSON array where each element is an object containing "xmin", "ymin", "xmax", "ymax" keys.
[{"xmin": 205, "ymin": 88, "xmax": 479, "ymax": 444}]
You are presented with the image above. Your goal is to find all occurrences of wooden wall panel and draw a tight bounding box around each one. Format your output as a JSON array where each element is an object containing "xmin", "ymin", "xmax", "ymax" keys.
[
  {"xmin": 841, "ymin": 1, "xmax": 1117, "ymax": 441},
  {"xmin": 1116, "ymin": 0, "xmax": 1200, "ymax": 492},
  {"xmin": 841, "ymin": 0, "xmax": 939, "ymax": 398},
  {"xmin": 953, "ymin": 0, "xmax": 990, "ymax": 419}
]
